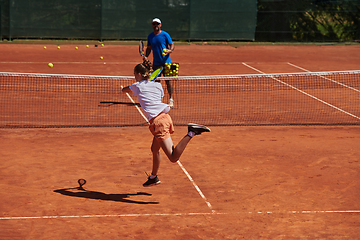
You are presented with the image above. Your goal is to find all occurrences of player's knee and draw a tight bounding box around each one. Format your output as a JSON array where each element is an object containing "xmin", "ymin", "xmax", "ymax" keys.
[{"xmin": 151, "ymin": 144, "xmax": 159, "ymax": 153}]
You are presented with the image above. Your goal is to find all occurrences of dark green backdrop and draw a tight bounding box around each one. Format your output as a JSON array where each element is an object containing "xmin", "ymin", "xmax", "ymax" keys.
[
  {"xmin": 0, "ymin": 0, "xmax": 257, "ymax": 41},
  {"xmin": 0, "ymin": 0, "xmax": 358, "ymax": 42}
]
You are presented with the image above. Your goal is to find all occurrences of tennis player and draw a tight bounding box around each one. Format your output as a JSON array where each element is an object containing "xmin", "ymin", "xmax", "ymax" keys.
[
  {"xmin": 122, "ymin": 59, "xmax": 210, "ymax": 187},
  {"xmin": 145, "ymin": 18, "xmax": 175, "ymax": 107}
]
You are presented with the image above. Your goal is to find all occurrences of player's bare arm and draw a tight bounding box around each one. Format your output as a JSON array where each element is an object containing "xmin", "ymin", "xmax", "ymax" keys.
[{"xmin": 122, "ymin": 86, "xmax": 131, "ymax": 93}]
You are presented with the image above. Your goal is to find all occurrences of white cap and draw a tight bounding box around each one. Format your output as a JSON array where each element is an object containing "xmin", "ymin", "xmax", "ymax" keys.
[{"xmin": 152, "ymin": 18, "xmax": 161, "ymax": 24}]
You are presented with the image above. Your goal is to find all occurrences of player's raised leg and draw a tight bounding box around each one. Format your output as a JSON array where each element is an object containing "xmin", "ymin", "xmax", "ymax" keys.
[{"xmin": 144, "ymin": 123, "xmax": 210, "ymax": 187}]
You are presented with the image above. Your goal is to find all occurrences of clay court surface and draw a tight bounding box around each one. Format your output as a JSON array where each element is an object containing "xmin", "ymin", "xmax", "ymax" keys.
[{"xmin": 1, "ymin": 43, "xmax": 360, "ymax": 239}]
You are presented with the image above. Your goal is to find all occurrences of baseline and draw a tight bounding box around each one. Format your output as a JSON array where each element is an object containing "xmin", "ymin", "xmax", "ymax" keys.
[{"xmin": 2, "ymin": 210, "xmax": 360, "ymax": 220}]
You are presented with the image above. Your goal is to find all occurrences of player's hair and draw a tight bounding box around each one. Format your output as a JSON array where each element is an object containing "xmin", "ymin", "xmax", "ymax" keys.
[{"xmin": 134, "ymin": 58, "xmax": 153, "ymax": 79}]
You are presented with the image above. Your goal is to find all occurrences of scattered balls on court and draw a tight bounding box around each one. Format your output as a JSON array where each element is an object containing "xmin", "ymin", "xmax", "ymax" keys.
[{"xmin": 48, "ymin": 63, "xmax": 53, "ymax": 68}]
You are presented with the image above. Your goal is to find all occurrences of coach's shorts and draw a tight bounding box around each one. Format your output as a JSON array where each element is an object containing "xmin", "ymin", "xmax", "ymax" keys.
[{"xmin": 149, "ymin": 112, "xmax": 174, "ymax": 142}]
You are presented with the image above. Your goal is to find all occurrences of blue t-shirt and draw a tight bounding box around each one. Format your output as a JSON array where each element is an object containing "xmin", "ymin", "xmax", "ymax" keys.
[{"xmin": 147, "ymin": 31, "xmax": 173, "ymax": 66}]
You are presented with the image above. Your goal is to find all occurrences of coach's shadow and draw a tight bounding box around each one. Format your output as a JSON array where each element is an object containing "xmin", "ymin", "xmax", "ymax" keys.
[{"xmin": 53, "ymin": 187, "xmax": 159, "ymax": 205}]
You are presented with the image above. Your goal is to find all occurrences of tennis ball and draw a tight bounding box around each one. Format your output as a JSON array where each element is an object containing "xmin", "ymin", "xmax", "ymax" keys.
[
  {"xmin": 57, "ymin": 46, "xmax": 60, "ymax": 49},
  {"xmin": 163, "ymin": 48, "xmax": 167, "ymax": 52},
  {"xmin": 48, "ymin": 63, "xmax": 53, "ymax": 68},
  {"xmin": 101, "ymin": 43, "xmax": 104, "ymax": 47},
  {"xmin": 75, "ymin": 46, "xmax": 78, "ymax": 50},
  {"xmin": 100, "ymin": 56, "xmax": 103, "ymax": 59},
  {"xmin": 43, "ymin": 46, "xmax": 46, "ymax": 49},
  {"xmin": 162, "ymin": 53, "xmax": 166, "ymax": 56},
  {"xmin": 86, "ymin": 45, "xmax": 89, "ymax": 48}
]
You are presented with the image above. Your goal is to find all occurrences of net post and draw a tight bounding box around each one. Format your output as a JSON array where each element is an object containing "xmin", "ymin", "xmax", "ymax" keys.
[
  {"xmin": 8, "ymin": 1, "xmax": 11, "ymax": 41},
  {"xmin": 100, "ymin": 0, "xmax": 103, "ymax": 42},
  {"xmin": 188, "ymin": 0, "xmax": 191, "ymax": 43}
]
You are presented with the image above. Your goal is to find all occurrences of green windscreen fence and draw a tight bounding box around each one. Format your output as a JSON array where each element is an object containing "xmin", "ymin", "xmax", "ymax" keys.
[
  {"xmin": 0, "ymin": 0, "xmax": 257, "ymax": 41},
  {"xmin": 256, "ymin": 0, "xmax": 360, "ymax": 42}
]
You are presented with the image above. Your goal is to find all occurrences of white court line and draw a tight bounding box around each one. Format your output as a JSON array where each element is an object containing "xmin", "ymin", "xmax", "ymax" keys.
[
  {"xmin": 287, "ymin": 62, "xmax": 360, "ymax": 93},
  {"xmin": 0, "ymin": 61, "xmax": 287, "ymax": 65},
  {"xmin": 177, "ymin": 161, "xmax": 215, "ymax": 213},
  {"xmin": 0, "ymin": 61, "xmax": 133, "ymax": 64},
  {"xmin": 242, "ymin": 63, "xmax": 360, "ymax": 121},
  {"xmin": 1, "ymin": 210, "xmax": 360, "ymax": 220},
  {"xmin": 121, "ymin": 86, "xmax": 214, "ymax": 213}
]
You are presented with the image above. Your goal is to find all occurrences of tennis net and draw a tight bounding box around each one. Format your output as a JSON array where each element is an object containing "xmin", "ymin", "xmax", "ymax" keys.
[{"xmin": 1, "ymin": 70, "xmax": 359, "ymax": 128}]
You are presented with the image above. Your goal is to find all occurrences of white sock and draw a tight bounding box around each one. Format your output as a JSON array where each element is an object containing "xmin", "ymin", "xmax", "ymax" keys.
[{"xmin": 188, "ymin": 131, "xmax": 195, "ymax": 138}]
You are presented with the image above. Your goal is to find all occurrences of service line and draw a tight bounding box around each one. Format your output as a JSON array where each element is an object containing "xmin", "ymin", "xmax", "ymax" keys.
[
  {"xmin": 287, "ymin": 62, "xmax": 360, "ymax": 93},
  {"xmin": 242, "ymin": 63, "xmax": 360, "ymax": 121}
]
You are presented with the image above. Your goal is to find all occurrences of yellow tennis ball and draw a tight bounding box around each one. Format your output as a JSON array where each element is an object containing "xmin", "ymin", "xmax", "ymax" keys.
[
  {"xmin": 162, "ymin": 53, "xmax": 166, "ymax": 56},
  {"xmin": 86, "ymin": 45, "xmax": 89, "ymax": 48},
  {"xmin": 75, "ymin": 46, "xmax": 78, "ymax": 50},
  {"xmin": 57, "ymin": 46, "xmax": 60, "ymax": 49},
  {"xmin": 43, "ymin": 46, "xmax": 46, "ymax": 49},
  {"xmin": 101, "ymin": 43, "xmax": 104, "ymax": 47},
  {"xmin": 100, "ymin": 56, "xmax": 103, "ymax": 59},
  {"xmin": 163, "ymin": 48, "xmax": 167, "ymax": 52},
  {"xmin": 48, "ymin": 63, "xmax": 53, "ymax": 68}
]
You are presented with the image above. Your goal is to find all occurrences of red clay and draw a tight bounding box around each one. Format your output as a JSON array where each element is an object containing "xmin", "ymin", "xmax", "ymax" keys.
[{"xmin": 0, "ymin": 43, "xmax": 360, "ymax": 239}]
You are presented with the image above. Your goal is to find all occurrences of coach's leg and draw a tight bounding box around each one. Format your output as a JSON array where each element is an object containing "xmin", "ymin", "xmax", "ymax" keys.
[{"xmin": 165, "ymin": 80, "xmax": 173, "ymax": 99}]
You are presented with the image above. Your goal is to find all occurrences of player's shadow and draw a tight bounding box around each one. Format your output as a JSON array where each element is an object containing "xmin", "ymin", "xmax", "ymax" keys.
[{"xmin": 53, "ymin": 187, "xmax": 159, "ymax": 205}]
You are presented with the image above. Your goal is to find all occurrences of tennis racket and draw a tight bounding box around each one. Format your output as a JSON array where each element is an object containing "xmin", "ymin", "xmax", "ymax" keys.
[
  {"xmin": 139, "ymin": 40, "xmax": 144, "ymax": 57},
  {"xmin": 78, "ymin": 179, "xmax": 86, "ymax": 189},
  {"xmin": 149, "ymin": 67, "xmax": 163, "ymax": 82}
]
